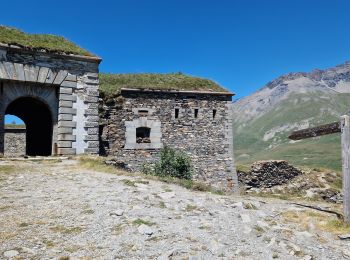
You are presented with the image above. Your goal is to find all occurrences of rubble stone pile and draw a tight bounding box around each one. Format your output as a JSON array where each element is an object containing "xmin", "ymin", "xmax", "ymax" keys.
[{"xmin": 238, "ymin": 160, "xmax": 302, "ymax": 189}]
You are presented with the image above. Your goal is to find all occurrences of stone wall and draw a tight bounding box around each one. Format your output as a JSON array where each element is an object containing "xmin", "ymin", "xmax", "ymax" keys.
[
  {"xmin": 4, "ymin": 128, "xmax": 26, "ymax": 157},
  {"xmin": 100, "ymin": 89, "xmax": 238, "ymax": 191},
  {"xmin": 0, "ymin": 45, "xmax": 101, "ymax": 156}
]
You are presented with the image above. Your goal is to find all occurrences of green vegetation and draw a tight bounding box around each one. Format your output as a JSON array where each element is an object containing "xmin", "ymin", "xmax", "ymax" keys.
[
  {"xmin": 79, "ymin": 156, "xmax": 224, "ymax": 195},
  {"xmin": 50, "ymin": 225, "xmax": 84, "ymax": 234},
  {"xmin": 0, "ymin": 26, "xmax": 92, "ymax": 56},
  {"xmin": 121, "ymin": 179, "xmax": 137, "ymax": 187},
  {"xmin": 282, "ymin": 210, "xmax": 350, "ymax": 234},
  {"xmin": 132, "ymin": 218, "xmax": 155, "ymax": 226},
  {"xmin": 185, "ymin": 204, "xmax": 197, "ymax": 212},
  {"xmin": 142, "ymin": 146, "xmax": 193, "ymax": 180},
  {"xmin": 99, "ymin": 73, "xmax": 228, "ymax": 97},
  {"xmin": 4, "ymin": 124, "xmax": 25, "ymax": 129},
  {"xmin": 234, "ymin": 92, "xmax": 350, "ymax": 171}
]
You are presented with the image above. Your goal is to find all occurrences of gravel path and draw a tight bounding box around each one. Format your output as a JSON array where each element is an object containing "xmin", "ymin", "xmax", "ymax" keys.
[{"xmin": 0, "ymin": 159, "xmax": 349, "ymax": 260}]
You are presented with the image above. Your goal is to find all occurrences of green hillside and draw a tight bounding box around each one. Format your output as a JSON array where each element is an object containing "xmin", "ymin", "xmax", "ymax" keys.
[{"xmin": 234, "ymin": 92, "xmax": 350, "ymax": 171}]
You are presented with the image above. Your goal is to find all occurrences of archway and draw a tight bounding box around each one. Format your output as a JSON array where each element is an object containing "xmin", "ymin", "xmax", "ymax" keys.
[{"xmin": 5, "ymin": 97, "xmax": 53, "ymax": 156}]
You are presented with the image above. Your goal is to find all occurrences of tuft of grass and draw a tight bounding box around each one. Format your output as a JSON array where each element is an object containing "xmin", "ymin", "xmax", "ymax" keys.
[
  {"xmin": 43, "ymin": 239, "xmax": 55, "ymax": 248},
  {"xmin": 132, "ymin": 218, "xmax": 155, "ymax": 226},
  {"xmin": 121, "ymin": 179, "xmax": 136, "ymax": 187},
  {"xmin": 78, "ymin": 156, "xmax": 122, "ymax": 174},
  {"xmin": 159, "ymin": 201, "xmax": 166, "ymax": 208},
  {"xmin": 81, "ymin": 209, "xmax": 95, "ymax": 215},
  {"xmin": 112, "ymin": 224, "xmax": 125, "ymax": 235},
  {"xmin": 18, "ymin": 222, "xmax": 29, "ymax": 227},
  {"xmin": 282, "ymin": 210, "xmax": 350, "ymax": 234},
  {"xmin": 253, "ymin": 225, "xmax": 265, "ymax": 233},
  {"xmin": 163, "ymin": 187, "xmax": 172, "ymax": 192},
  {"xmin": 0, "ymin": 165, "xmax": 16, "ymax": 174},
  {"xmin": 236, "ymin": 164, "xmax": 250, "ymax": 173},
  {"xmin": 185, "ymin": 204, "xmax": 197, "ymax": 212},
  {"xmin": 244, "ymin": 202, "xmax": 258, "ymax": 210},
  {"xmin": 99, "ymin": 73, "xmax": 229, "ymax": 98},
  {"xmin": 50, "ymin": 225, "xmax": 84, "ymax": 235},
  {"xmin": 0, "ymin": 25, "xmax": 93, "ymax": 56}
]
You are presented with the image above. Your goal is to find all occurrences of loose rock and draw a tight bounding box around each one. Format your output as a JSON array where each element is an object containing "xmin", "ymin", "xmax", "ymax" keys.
[
  {"xmin": 3, "ymin": 250, "xmax": 19, "ymax": 258},
  {"xmin": 138, "ymin": 224, "xmax": 155, "ymax": 235}
]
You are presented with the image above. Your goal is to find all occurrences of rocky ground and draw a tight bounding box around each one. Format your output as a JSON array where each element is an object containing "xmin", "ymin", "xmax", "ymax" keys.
[{"xmin": 1, "ymin": 159, "xmax": 350, "ymax": 259}]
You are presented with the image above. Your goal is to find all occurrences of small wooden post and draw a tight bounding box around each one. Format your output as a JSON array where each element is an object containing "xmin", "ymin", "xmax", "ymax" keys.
[{"xmin": 341, "ymin": 115, "xmax": 350, "ymax": 223}]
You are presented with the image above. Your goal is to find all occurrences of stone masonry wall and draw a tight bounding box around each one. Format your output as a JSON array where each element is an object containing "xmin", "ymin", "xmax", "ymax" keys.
[
  {"xmin": 100, "ymin": 89, "xmax": 238, "ymax": 191},
  {"xmin": 4, "ymin": 128, "xmax": 26, "ymax": 157},
  {"xmin": 0, "ymin": 45, "xmax": 100, "ymax": 156}
]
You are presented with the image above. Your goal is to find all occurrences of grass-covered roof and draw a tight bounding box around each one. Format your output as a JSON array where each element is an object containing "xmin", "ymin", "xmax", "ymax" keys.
[
  {"xmin": 99, "ymin": 73, "xmax": 229, "ymax": 97},
  {"xmin": 0, "ymin": 26, "xmax": 93, "ymax": 57}
]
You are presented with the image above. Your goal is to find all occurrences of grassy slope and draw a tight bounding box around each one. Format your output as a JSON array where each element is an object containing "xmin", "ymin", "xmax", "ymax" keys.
[
  {"xmin": 99, "ymin": 73, "xmax": 228, "ymax": 98},
  {"xmin": 4, "ymin": 124, "xmax": 25, "ymax": 129},
  {"xmin": 0, "ymin": 26, "xmax": 92, "ymax": 56},
  {"xmin": 234, "ymin": 92, "xmax": 350, "ymax": 171}
]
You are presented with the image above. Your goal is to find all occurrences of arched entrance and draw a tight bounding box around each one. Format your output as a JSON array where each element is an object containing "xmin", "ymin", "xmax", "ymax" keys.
[{"xmin": 5, "ymin": 97, "xmax": 53, "ymax": 156}]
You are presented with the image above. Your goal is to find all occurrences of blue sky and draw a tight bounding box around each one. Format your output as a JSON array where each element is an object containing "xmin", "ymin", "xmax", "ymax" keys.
[{"xmin": 3, "ymin": 0, "xmax": 350, "ymax": 123}]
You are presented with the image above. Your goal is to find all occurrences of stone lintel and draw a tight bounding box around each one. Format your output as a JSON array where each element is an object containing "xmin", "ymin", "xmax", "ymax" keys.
[
  {"xmin": 58, "ymin": 134, "xmax": 76, "ymax": 141},
  {"xmin": 58, "ymin": 148, "xmax": 76, "ymax": 155},
  {"xmin": 57, "ymin": 141, "xmax": 72, "ymax": 148},
  {"xmin": 84, "ymin": 135, "xmax": 99, "ymax": 141},
  {"xmin": 84, "ymin": 148, "xmax": 99, "ymax": 154},
  {"xmin": 60, "ymin": 87, "xmax": 73, "ymax": 95},
  {"xmin": 59, "ymin": 100, "xmax": 73, "ymax": 108},
  {"xmin": 59, "ymin": 94, "xmax": 77, "ymax": 102},
  {"xmin": 58, "ymin": 127, "xmax": 73, "ymax": 134},
  {"xmin": 84, "ymin": 122, "xmax": 99, "ymax": 128},
  {"xmin": 58, "ymin": 114, "xmax": 73, "ymax": 121},
  {"xmin": 58, "ymin": 121, "xmax": 76, "ymax": 128},
  {"xmin": 59, "ymin": 107, "xmax": 77, "ymax": 115},
  {"xmin": 61, "ymin": 80, "xmax": 77, "ymax": 88}
]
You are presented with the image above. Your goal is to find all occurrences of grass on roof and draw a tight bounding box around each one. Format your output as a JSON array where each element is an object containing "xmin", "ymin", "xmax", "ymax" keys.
[
  {"xmin": 0, "ymin": 26, "xmax": 92, "ymax": 56},
  {"xmin": 99, "ymin": 73, "xmax": 228, "ymax": 98}
]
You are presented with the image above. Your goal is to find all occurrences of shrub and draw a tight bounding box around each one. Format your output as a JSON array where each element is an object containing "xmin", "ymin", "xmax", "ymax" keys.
[{"xmin": 143, "ymin": 146, "xmax": 193, "ymax": 180}]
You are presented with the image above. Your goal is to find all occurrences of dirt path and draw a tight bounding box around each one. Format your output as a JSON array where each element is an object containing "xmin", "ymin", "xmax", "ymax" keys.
[{"xmin": 0, "ymin": 159, "xmax": 349, "ymax": 259}]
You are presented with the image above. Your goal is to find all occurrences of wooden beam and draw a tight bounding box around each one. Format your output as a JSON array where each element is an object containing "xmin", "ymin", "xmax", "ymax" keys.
[
  {"xmin": 341, "ymin": 115, "xmax": 350, "ymax": 224},
  {"xmin": 288, "ymin": 121, "xmax": 341, "ymax": 140}
]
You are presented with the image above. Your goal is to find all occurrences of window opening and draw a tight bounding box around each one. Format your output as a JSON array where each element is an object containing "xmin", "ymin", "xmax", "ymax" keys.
[
  {"xmin": 138, "ymin": 110, "xmax": 148, "ymax": 116},
  {"xmin": 136, "ymin": 127, "xmax": 151, "ymax": 143},
  {"xmin": 194, "ymin": 109, "xmax": 199, "ymax": 118},
  {"xmin": 175, "ymin": 108, "xmax": 179, "ymax": 119},
  {"xmin": 213, "ymin": 109, "xmax": 217, "ymax": 119}
]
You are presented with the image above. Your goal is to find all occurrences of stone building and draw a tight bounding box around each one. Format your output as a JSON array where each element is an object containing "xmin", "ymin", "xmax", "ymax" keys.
[
  {"xmin": 0, "ymin": 27, "xmax": 238, "ymax": 190},
  {"xmin": 4, "ymin": 126, "xmax": 26, "ymax": 157},
  {"xmin": 100, "ymin": 76, "xmax": 238, "ymax": 190},
  {"xmin": 0, "ymin": 27, "xmax": 101, "ymax": 156}
]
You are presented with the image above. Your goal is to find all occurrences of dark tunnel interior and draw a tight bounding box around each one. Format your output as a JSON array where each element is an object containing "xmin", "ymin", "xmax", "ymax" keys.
[{"xmin": 5, "ymin": 97, "xmax": 53, "ymax": 156}]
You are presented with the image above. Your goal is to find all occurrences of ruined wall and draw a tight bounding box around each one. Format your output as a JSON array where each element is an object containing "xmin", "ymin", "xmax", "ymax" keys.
[
  {"xmin": 0, "ymin": 45, "xmax": 101, "ymax": 156},
  {"xmin": 100, "ymin": 89, "xmax": 238, "ymax": 190},
  {"xmin": 4, "ymin": 128, "xmax": 26, "ymax": 157}
]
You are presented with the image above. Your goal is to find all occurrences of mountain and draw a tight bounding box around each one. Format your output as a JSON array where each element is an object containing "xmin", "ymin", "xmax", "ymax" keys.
[{"xmin": 233, "ymin": 61, "xmax": 350, "ymax": 171}]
